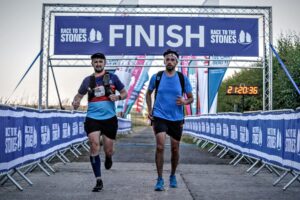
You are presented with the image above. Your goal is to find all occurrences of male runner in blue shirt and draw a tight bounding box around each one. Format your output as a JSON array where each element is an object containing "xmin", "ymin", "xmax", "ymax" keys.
[{"xmin": 146, "ymin": 49, "xmax": 194, "ymax": 191}]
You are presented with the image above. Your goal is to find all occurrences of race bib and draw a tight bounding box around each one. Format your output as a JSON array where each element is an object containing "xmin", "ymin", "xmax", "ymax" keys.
[{"xmin": 94, "ymin": 86, "xmax": 105, "ymax": 97}]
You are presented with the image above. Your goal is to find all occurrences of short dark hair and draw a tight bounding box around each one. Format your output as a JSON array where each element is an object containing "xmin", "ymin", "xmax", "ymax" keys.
[
  {"xmin": 91, "ymin": 53, "xmax": 106, "ymax": 60},
  {"xmin": 163, "ymin": 49, "xmax": 179, "ymax": 58}
]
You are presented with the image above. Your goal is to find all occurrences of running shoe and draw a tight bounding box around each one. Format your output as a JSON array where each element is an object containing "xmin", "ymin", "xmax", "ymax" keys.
[
  {"xmin": 92, "ymin": 179, "xmax": 103, "ymax": 192},
  {"xmin": 169, "ymin": 175, "xmax": 177, "ymax": 188},
  {"xmin": 105, "ymin": 156, "xmax": 112, "ymax": 170},
  {"xmin": 154, "ymin": 177, "xmax": 164, "ymax": 191}
]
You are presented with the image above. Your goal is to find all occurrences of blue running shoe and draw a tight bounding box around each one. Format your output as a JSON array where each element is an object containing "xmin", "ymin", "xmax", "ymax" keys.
[
  {"xmin": 169, "ymin": 175, "xmax": 177, "ymax": 188},
  {"xmin": 154, "ymin": 177, "xmax": 164, "ymax": 191}
]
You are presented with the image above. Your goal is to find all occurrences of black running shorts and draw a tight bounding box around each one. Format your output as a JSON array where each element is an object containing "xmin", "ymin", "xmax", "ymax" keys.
[
  {"xmin": 152, "ymin": 117, "xmax": 184, "ymax": 141},
  {"xmin": 84, "ymin": 116, "xmax": 118, "ymax": 140}
]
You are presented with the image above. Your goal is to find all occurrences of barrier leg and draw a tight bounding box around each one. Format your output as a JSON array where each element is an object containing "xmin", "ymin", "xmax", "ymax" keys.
[
  {"xmin": 81, "ymin": 142, "xmax": 90, "ymax": 152},
  {"xmin": 208, "ymin": 143, "xmax": 216, "ymax": 152},
  {"xmin": 217, "ymin": 147, "xmax": 226, "ymax": 157},
  {"xmin": 72, "ymin": 145, "xmax": 82, "ymax": 155},
  {"xmin": 192, "ymin": 137, "xmax": 198, "ymax": 143},
  {"xmin": 246, "ymin": 159, "xmax": 260, "ymax": 173},
  {"xmin": 6, "ymin": 173, "xmax": 23, "ymax": 191},
  {"xmin": 196, "ymin": 139, "xmax": 203, "ymax": 146},
  {"xmin": 24, "ymin": 163, "xmax": 38, "ymax": 175},
  {"xmin": 219, "ymin": 149, "xmax": 229, "ymax": 159},
  {"xmin": 69, "ymin": 147, "xmax": 79, "ymax": 158},
  {"xmin": 37, "ymin": 162, "xmax": 51, "ymax": 176},
  {"xmin": 59, "ymin": 151, "xmax": 71, "ymax": 163},
  {"xmin": 253, "ymin": 163, "xmax": 265, "ymax": 176},
  {"xmin": 1, "ymin": 170, "xmax": 16, "ymax": 185},
  {"xmin": 229, "ymin": 153, "xmax": 240, "ymax": 165},
  {"xmin": 209, "ymin": 144, "xmax": 219, "ymax": 153},
  {"xmin": 16, "ymin": 168, "xmax": 33, "ymax": 186},
  {"xmin": 42, "ymin": 159, "xmax": 56, "ymax": 173},
  {"xmin": 233, "ymin": 155, "xmax": 245, "ymax": 166},
  {"xmin": 291, "ymin": 171, "xmax": 300, "ymax": 183},
  {"xmin": 283, "ymin": 173, "xmax": 300, "ymax": 191},
  {"xmin": 201, "ymin": 141, "xmax": 209, "ymax": 149},
  {"xmin": 46, "ymin": 153, "xmax": 57, "ymax": 163},
  {"xmin": 273, "ymin": 170, "xmax": 289, "ymax": 186},
  {"xmin": 269, "ymin": 165, "xmax": 280, "ymax": 177}
]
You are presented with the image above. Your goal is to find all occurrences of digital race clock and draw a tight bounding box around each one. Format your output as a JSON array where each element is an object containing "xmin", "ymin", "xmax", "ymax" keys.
[{"xmin": 226, "ymin": 85, "xmax": 259, "ymax": 95}]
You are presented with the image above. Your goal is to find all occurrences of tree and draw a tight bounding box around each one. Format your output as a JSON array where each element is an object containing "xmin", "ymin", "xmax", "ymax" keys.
[{"xmin": 218, "ymin": 33, "xmax": 300, "ymax": 112}]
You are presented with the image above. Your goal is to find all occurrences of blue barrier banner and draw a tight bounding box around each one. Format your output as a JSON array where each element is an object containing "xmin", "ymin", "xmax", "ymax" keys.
[
  {"xmin": 54, "ymin": 16, "xmax": 258, "ymax": 56},
  {"xmin": 184, "ymin": 110, "xmax": 300, "ymax": 171},
  {"xmin": 0, "ymin": 106, "xmax": 86, "ymax": 173},
  {"xmin": 0, "ymin": 106, "xmax": 132, "ymax": 173}
]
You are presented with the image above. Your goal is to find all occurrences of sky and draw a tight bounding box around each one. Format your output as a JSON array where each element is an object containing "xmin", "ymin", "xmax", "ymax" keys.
[{"xmin": 0, "ymin": 0, "xmax": 299, "ymax": 106}]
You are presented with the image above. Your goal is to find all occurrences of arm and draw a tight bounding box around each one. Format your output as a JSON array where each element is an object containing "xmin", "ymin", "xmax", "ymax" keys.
[
  {"xmin": 176, "ymin": 92, "xmax": 194, "ymax": 105},
  {"xmin": 72, "ymin": 93, "xmax": 84, "ymax": 110},
  {"xmin": 146, "ymin": 89, "xmax": 154, "ymax": 120},
  {"xmin": 109, "ymin": 88, "xmax": 127, "ymax": 101},
  {"xmin": 118, "ymin": 88, "xmax": 127, "ymax": 100}
]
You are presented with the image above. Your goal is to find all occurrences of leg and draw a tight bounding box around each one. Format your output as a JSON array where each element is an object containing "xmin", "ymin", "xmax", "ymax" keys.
[
  {"xmin": 88, "ymin": 131, "xmax": 101, "ymax": 156},
  {"xmin": 155, "ymin": 132, "xmax": 166, "ymax": 178},
  {"xmin": 88, "ymin": 131, "xmax": 103, "ymax": 192},
  {"xmin": 154, "ymin": 132, "xmax": 166, "ymax": 191},
  {"xmin": 103, "ymin": 135, "xmax": 114, "ymax": 170},
  {"xmin": 103, "ymin": 135, "xmax": 114, "ymax": 158},
  {"xmin": 170, "ymin": 137, "xmax": 180, "ymax": 176}
]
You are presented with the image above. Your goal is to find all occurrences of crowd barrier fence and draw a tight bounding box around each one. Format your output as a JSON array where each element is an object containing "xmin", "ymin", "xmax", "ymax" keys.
[
  {"xmin": 183, "ymin": 108, "xmax": 300, "ymax": 190},
  {"xmin": 0, "ymin": 105, "xmax": 131, "ymax": 190}
]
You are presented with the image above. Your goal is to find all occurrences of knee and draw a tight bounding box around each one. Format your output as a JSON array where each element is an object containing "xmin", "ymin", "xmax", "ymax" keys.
[
  {"xmin": 90, "ymin": 142, "xmax": 100, "ymax": 154},
  {"xmin": 156, "ymin": 144, "xmax": 164, "ymax": 153},
  {"xmin": 171, "ymin": 146, "xmax": 179, "ymax": 154}
]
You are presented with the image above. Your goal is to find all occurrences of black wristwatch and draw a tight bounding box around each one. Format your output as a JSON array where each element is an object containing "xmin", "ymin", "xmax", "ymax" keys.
[{"xmin": 118, "ymin": 95, "xmax": 121, "ymax": 100}]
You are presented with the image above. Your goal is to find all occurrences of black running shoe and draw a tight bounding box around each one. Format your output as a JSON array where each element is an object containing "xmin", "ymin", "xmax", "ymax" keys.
[
  {"xmin": 92, "ymin": 179, "xmax": 103, "ymax": 192},
  {"xmin": 104, "ymin": 156, "xmax": 112, "ymax": 170}
]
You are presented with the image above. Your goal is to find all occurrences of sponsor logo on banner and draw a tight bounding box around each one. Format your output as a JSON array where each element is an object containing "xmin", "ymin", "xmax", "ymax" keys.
[
  {"xmin": 72, "ymin": 122, "xmax": 78, "ymax": 136},
  {"xmin": 285, "ymin": 129, "xmax": 297, "ymax": 153},
  {"xmin": 252, "ymin": 126, "xmax": 262, "ymax": 146},
  {"xmin": 239, "ymin": 126, "xmax": 249, "ymax": 143},
  {"xmin": 52, "ymin": 123, "xmax": 60, "ymax": 141},
  {"xmin": 230, "ymin": 125, "xmax": 238, "ymax": 141},
  {"xmin": 210, "ymin": 123, "xmax": 216, "ymax": 135},
  {"xmin": 297, "ymin": 130, "xmax": 300, "ymax": 155},
  {"xmin": 41, "ymin": 126, "xmax": 51, "ymax": 145},
  {"xmin": 25, "ymin": 126, "xmax": 37, "ymax": 148},
  {"xmin": 216, "ymin": 123, "xmax": 222, "ymax": 136},
  {"xmin": 79, "ymin": 121, "xmax": 85, "ymax": 135},
  {"xmin": 5, "ymin": 127, "xmax": 22, "ymax": 153},
  {"xmin": 223, "ymin": 124, "xmax": 229, "ymax": 138},
  {"xmin": 267, "ymin": 128, "xmax": 282, "ymax": 150},
  {"xmin": 62, "ymin": 123, "xmax": 71, "ymax": 138}
]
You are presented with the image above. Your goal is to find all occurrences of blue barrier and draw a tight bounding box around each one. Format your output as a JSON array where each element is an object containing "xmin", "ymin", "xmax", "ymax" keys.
[
  {"xmin": 0, "ymin": 105, "xmax": 132, "ymax": 174},
  {"xmin": 183, "ymin": 109, "xmax": 300, "ymax": 172}
]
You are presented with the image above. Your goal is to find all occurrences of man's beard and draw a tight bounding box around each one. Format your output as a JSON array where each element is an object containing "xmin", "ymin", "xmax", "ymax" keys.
[
  {"xmin": 94, "ymin": 66, "xmax": 104, "ymax": 73},
  {"xmin": 166, "ymin": 65, "xmax": 175, "ymax": 72}
]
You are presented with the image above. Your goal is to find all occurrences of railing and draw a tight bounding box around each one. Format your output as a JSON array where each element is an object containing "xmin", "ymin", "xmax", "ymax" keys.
[{"xmin": 183, "ymin": 108, "xmax": 300, "ymax": 190}]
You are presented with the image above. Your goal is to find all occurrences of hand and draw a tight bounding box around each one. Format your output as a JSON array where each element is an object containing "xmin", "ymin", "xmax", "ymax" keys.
[
  {"xmin": 109, "ymin": 94, "xmax": 119, "ymax": 102},
  {"xmin": 148, "ymin": 113, "xmax": 154, "ymax": 121},
  {"xmin": 72, "ymin": 100, "xmax": 80, "ymax": 110},
  {"xmin": 176, "ymin": 95, "xmax": 185, "ymax": 105}
]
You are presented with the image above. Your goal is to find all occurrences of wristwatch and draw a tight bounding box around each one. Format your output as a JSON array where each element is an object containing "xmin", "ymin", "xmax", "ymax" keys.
[{"xmin": 118, "ymin": 95, "xmax": 121, "ymax": 100}]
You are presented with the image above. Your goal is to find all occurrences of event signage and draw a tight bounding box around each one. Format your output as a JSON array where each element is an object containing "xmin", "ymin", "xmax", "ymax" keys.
[{"xmin": 54, "ymin": 16, "xmax": 258, "ymax": 56}]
